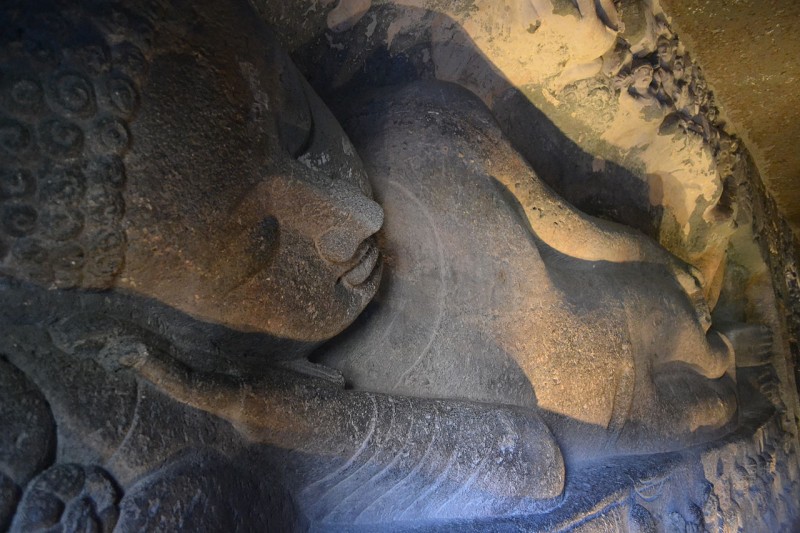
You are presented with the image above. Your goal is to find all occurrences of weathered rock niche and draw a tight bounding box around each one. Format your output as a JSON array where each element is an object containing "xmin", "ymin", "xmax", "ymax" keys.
[{"xmin": 1, "ymin": 0, "xmax": 798, "ymax": 531}]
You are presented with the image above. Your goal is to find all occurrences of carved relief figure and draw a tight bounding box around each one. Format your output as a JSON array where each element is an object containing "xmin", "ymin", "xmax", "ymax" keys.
[
  {"xmin": 320, "ymin": 80, "xmax": 771, "ymax": 461},
  {"xmin": 0, "ymin": 0, "xmax": 564, "ymax": 529},
  {"xmin": 0, "ymin": 0, "xmax": 773, "ymax": 530}
]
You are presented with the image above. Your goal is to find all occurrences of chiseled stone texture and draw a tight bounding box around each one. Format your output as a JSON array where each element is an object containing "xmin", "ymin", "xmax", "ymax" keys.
[
  {"xmin": 0, "ymin": 0, "xmax": 798, "ymax": 531},
  {"xmin": 659, "ymin": 0, "xmax": 800, "ymax": 233}
]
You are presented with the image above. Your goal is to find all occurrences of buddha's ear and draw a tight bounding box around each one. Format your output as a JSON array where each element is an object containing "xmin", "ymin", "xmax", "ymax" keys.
[
  {"xmin": 270, "ymin": 56, "xmax": 314, "ymax": 159},
  {"xmin": 294, "ymin": 74, "xmax": 373, "ymax": 198}
]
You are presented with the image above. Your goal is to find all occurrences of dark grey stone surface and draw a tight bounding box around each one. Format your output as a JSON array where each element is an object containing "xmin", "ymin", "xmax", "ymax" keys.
[{"xmin": 0, "ymin": 0, "xmax": 797, "ymax": 531}]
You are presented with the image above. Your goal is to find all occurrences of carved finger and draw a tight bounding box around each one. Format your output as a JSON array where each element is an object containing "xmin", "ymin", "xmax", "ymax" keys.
[{"xmin": 124, "ymin": 350, "xmax": 242, "ymax": 420}]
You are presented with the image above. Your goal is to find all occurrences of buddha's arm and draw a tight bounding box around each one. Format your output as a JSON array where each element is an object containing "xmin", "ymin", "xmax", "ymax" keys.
[
  {"xmin": 489, "ymin": 148, "xmax": 712, "ymax": 328},
  {"xmin": 495, "ymin": 163, "xmax": 669, "ymax": 265},
  {"xmin": 492, "ymin": 155, "xmax": 709, "ymax": 320},
  {"xmin": 124, "ymin": 350, "xmax": 565, "ymax": 518}
]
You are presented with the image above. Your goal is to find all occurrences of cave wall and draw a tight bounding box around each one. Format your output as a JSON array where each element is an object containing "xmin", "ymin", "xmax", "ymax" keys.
[{"xmin": 659, "ymin": 0, "xmax": 800, "ymax": 234}]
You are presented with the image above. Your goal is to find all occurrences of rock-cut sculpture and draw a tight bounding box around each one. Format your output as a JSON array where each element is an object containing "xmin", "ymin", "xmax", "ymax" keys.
[
  {"xmin": 320, "ymin": 80, "xmax": 771, "ymax": 463},
  {"xmin": 0, "ymin": 0, "xmax": 769, "ymax": 530}
]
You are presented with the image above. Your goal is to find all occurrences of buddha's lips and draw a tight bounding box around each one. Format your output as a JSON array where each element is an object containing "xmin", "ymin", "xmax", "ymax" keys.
[{"xmin": 341, "ymin": 242, "xmax": 379, "ymax": 287}]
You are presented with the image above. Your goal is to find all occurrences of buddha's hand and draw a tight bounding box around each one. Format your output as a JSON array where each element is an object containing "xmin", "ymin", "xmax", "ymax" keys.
[{"xmin": 119, "ymin": 343, "xmax": 244, "ymax": 420}]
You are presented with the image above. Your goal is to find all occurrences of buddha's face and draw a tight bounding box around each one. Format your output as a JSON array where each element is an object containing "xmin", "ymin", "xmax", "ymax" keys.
[
  {"xmin": 116, "ymin": 12, "xmax": 384, "ymax": 343},
  {"xmin": 0, "ymin": 1, "xmax": 383, "ymax": 345}
]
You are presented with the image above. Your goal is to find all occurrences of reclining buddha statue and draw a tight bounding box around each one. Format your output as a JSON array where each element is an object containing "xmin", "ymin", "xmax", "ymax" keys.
[
  {"xmin": 318, "ymin": 79, "xmax": 757, "ymax": 463},
  {"xmin": 0, "ymin": 0, "xmax": 767, "ymax": 530}
]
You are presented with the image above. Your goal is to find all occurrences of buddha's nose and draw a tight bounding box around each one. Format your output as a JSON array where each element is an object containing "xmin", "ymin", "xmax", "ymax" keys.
[
  {"xmin": 314, "ymin": 178, "xmax": 384, "ymax": 264},
  {"xmin": 265, "ymin": 173, "xmax": 383, "ymax": 263}
]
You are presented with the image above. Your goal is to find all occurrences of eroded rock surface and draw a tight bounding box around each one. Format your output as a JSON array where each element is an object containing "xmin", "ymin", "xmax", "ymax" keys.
[{"xmin": 0, "ymin": 0, "xmax": 797, "ymax": 531}]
